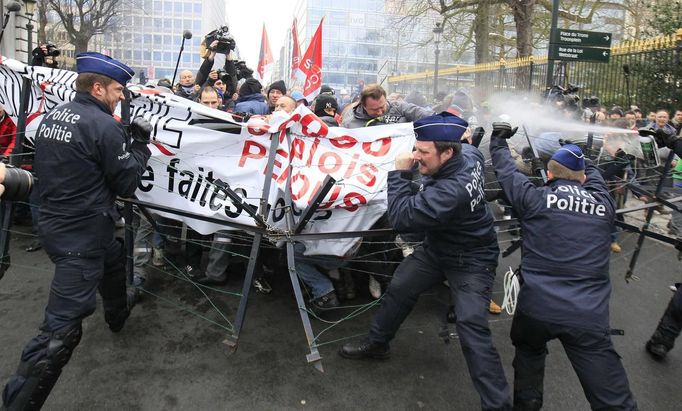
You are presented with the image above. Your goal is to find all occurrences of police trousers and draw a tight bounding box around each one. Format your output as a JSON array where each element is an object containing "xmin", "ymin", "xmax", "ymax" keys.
[
  {"xmin": 510, "ymin": 311, "xmax": 637, "ymax": 410},
  {"xmin": 2, "ymin": 237, "xmax": 127, "ymax": 404},
  {"xmin": 368, "ymin": 245, "xmax": 511, "ymax": 411}
]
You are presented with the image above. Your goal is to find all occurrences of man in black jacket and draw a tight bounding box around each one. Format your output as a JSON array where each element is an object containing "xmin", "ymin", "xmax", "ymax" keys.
[
  {"xmin": 646, "ymin": 128, "xmax": 682, "ymax": 360},
  {"xmin": 1, "ymin": 52, "xmax": 152, "ymax": 410},
  {"xmin": 489, "ymin": 123, "xmax": 636, "ymax": 410},
  {"xmin": 340, "ymin": 112, "xmax": 511, "ymax": 411}
]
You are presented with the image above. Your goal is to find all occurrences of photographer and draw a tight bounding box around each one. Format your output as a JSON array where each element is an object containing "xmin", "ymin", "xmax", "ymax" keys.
[
  {"xmin": 30, "ymin": 42, "xmax": 60, "ymax": 68},
  {"xmin": 1, "ymin": 52, "xmax": 152, "ymax": 410}
]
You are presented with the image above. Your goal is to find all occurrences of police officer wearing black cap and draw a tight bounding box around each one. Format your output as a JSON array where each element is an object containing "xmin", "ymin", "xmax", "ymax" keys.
[
  {"xmin": 489, "ymin": 123, "xmax": 637, "ymax": 410},
  {"xmin": 340, "ymin": 112, "xmax": 512, "ymax": 411},
  {"xmin": 1, "ymin": 52, "xmax": 152, "ymax": 410}
]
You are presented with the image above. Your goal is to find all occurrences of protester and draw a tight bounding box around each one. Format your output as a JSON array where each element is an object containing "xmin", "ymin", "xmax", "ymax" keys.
[
  {"xmin": 1, "ymin": 52, "xmax": 152, "ymax": 410},
  {"xmin": 175, "ymin": 70, "xmax": 198, "ymax": 100},
  {"xmin": 340, "ymin": 112, "xmax": 512, "ymax": 410},
  {"xmin": 274, "ymin": 95, "xmax": 296, "ymax": 114},
  {"xmin": 266, "ymin": 80, "xmax": 286, "ymax": 113},
  {"xmin": 489, "ymin": 124, "xmax": 637, "ymax": 410},
  {"xmin": 291, "ymin": 90, "xmax": 308, "ymax": 107},
  {"xmin": 0, "ymin": 103, "xmax": 16, "ymax": 158},
  {"xmin": 646, "ymin": 128, "xmax": 682, "ymax": 360},
  {"xmin": 341, "ymin": 83, "xmax": 432, "ymax": 128},
  {"xmin": 313, "ymin": 94, "xmax": 339, "ymax": 126},
  {"xmin": 234, "ymin": 78, "xmax": 268, "ymax": 115}
]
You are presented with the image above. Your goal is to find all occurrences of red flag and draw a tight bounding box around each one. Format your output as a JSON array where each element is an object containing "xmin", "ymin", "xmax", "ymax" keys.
[
  {"xmin": 298, "ymin": 18, "xmax": 323, "ymax": 99},
  {"xmin": 256, "ymin": 24, "xmax": 274, "ymax": 81},
  {"xmin": 290, "ymin": 18, "xmax": 302, "ymax": 81}
]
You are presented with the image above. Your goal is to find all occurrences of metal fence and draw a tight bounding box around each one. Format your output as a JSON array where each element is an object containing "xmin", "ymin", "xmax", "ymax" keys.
[{"xmin": 387, "ymin": 29, "xmax": 682, "ymax": 112}]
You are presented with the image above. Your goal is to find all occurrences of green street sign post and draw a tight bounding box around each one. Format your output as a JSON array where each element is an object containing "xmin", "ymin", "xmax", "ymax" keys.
[
  {"xmin": 554, "ymin": 29, "xmax": 612, "ymax": 48},
  {"xmin": 548, "ymin": 29, "xmax": 612, "ymax": 64},
  {"xmin": 548, "ymin": 45, "xmax": 611, "ymax": 63}
]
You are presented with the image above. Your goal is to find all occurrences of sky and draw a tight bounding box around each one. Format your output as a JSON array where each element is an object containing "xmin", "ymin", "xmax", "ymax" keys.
[{"xmin": 224, "ymin": 0, "xmax": 300, "ymax": 69}]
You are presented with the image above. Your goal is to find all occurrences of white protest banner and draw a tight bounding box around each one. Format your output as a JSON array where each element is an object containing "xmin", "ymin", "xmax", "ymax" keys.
[{"xmin": 0, "ymin": 58, "xmax": 416, "ymax": 256}]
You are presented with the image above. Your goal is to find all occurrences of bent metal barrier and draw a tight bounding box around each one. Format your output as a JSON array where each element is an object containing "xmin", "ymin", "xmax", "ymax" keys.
[{"xmin": 0, "ymin": 58, "xmax": 680, "ymax": 371}]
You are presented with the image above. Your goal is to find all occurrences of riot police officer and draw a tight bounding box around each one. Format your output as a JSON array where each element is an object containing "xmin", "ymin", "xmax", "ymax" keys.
[
  {"xmin": 1, "ymin": 52, "xmax": 152, "ymax": 410},
  {"xmin": 489, "ymin": 123, "xmax": 637, "ymax": 410},
  {"xmin": 339, "ymin": 112, "xmax": 512, "ymax": 411}
]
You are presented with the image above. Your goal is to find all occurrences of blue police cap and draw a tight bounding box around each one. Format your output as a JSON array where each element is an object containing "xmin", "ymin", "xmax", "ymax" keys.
[
  {"xmin": 414, "ymin": 111, "xmax": 468, "ymax": 142},
  {"xmin": 76, "ymin": 52, "xmax": 135, "ymax": 86},
  {"xmin": 550, "ymin": 144, "xmax": 585, "ymax": 171}
]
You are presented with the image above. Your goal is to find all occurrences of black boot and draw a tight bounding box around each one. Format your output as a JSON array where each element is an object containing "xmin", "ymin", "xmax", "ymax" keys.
[
  {"xmin": 338, "ymin": 337, "xmax": 390, "ymax": 360},
  {"xmin": 646, "ymin": 330, "xmax": 674, "ymax": 360},
  {"xmin": 311, "ymin": 291, "xmax": 339, "ymax": 312}
]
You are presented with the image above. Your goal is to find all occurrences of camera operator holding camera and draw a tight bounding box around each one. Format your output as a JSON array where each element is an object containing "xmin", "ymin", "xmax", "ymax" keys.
[
  {"xmin": 1, "ymin": 52, "xmax": 152, "ymax": 410},
  {"xmin": 30, "ymin": 42, "xmax": 60, "ymax": 68}
]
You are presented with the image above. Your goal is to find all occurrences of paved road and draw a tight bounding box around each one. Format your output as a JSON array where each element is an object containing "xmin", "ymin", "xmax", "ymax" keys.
[{"xmin": 0, "ymin": 224, "xmax": 680, "ymax": 410}]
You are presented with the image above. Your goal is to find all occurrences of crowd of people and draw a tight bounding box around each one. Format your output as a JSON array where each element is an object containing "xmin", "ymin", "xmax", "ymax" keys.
[{"xmin": 0, "ymin": 41, "xmax": 682, "ymax": 411}]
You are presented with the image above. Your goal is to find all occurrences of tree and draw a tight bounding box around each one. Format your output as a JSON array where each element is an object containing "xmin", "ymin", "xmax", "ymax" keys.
[
  {"xmin": 645, "ymin": 0, "xmax": 682, "ymax": 36},
  {"xmin": 47, "ymin": 0, "xmax": 120, "ymax": 55}
]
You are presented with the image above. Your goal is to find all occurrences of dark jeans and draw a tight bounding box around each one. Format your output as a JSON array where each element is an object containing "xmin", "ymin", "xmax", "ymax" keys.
[
  {"xmin": 510, "ymin": 311, "xmax": 637, "ymax": 410},
  {"xmin": 655, "ymin": 285, "xmax": 682, "ymax": 345},
  {"xmin": 369, "ymin": 245, "xmax": 511, "ymax": 410}
]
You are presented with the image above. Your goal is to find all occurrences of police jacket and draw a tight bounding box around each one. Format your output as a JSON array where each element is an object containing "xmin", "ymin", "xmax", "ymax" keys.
[
  {"xmin": 341, "ymin": 100, "xmax": 433, "ymax": 129},
  {"xmin": 34, "ymin": 92, "xmax": 151, "ymax": 257},
  {"xmin": 387, "ymin": 144, "xmax": 497, "ymax": 259},
  {"xmin": 490, "ymin": 137, "xmax": 615, "ymax": 329}
]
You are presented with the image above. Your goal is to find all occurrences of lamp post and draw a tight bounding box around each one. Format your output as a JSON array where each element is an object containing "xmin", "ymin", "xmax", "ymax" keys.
[
  {"xmin": 432, "ymin": 21, "xmax": 443, "ymax": 101},
  {"xmin": 0, "ymin": 1, "xmax": 21, "ymax": 45},
  {"xmin": 24, "ymin": 0, "xmax": 36, "ymax": 64}
]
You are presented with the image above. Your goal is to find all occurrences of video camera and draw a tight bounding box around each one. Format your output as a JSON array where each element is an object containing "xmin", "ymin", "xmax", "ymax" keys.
[
  {"xmin": 544, "ymin": 84, "xmax": 581, "ymax": 112},
  {"xmin": 235, "ymin": 61, "xmax": 253, "ymax": 80},
  {"xmin": 205, "ymin": 26, "xmax": 236, "ymax": 54},
  {"xmin": 215, "ymin": 68, "xmax": 230, "ymax": 84},
  {"xmin": 31, "ymin": 41, "xmax": 60, "ymax": 68}
]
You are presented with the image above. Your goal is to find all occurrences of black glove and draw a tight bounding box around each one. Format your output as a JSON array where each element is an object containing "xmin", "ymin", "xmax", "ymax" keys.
[
  {"xmin": 558, "ymin": 138, "xmax": 573, "ymax": 146},
  {"xmin": 654, "ymin": 128, "xmax": 679, "ymax": 149},
  {"xmin": 614, "ymin": 149, "xmax": 635, "ymax": 162},
  {"xmin": 130, "ymin": 117, "xmax": 152, "ymax": 144},
  {"xmin": 491, "ymin": 122, "xmax": 518, "ymax": 140},
  {"xmin": 637, "ymin": 127, "xmax": 656, "ymax": 137},
  {"xmin": 531, "ymin": 157, "xmax": 545, "ymax": 174},
  {"xmin": 470, "ymin": 127, "xmax": 485, "ymax": 148}
]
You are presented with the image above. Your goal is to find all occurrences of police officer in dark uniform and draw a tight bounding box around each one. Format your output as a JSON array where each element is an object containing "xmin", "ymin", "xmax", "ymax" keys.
[
  {"xmin": 1, "ymin": 52, "xmax": 152, "ymax": 410},
  {"xmin": 489, "ymin": 123, "xmax": 637, "ymax": 410},
  {"xmin": 646, "ymin": 128, "xmax": 682, "ymax": 360},
  {"xmin": 340, "ymin": 112, "xmax": 512, "ymax": 411}
]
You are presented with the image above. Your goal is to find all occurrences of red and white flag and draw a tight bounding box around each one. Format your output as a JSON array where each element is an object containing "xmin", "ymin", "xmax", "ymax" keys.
[
  {"xmin": 298, "ymin": 18, "xmax": 323, "ymax": 100},
  {"xmin": 290, "ymin": 18, "xmax": 302, "ymax": 81},
  {"xmin": 256, "ymin": 24, "xmax": 274, "ymax": 81}
]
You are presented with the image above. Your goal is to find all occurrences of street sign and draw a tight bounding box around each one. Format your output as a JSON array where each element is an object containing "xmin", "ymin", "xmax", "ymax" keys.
[
  {"xmin": 549, "ymin": 45, "xmax": 611, "ymax": 63},
  {"xmin": 553, "ymin": 29, "xmax": 612, "ymax": 48}
]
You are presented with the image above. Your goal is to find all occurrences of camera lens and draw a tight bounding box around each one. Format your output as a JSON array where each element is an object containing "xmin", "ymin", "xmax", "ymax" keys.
[{"xmin": 2, "ymin": 167, "xmax": 33, "ymax": 202}]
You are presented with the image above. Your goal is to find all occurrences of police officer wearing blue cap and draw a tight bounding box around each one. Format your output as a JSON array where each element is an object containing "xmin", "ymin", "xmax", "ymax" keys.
[
  {"xmin": 489, "ymin": 123, "xmax": 637, "ymax": 410},
  {"xmin": 340, "ymin": 112, "xmax": 512, "ymax": 411},
  {"xmin": 1, "ymin": 52, "xmax": 152, "ymax": 410}
]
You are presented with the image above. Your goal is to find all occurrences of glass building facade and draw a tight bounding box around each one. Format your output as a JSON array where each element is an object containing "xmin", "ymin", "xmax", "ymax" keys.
[
  {"xmin": 287, "ymin": 0, "xmax": 459, "ymax": 95},
  {"xmin": 95, "ymin": 0, "xmax": 226, "ymax": 81}
]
